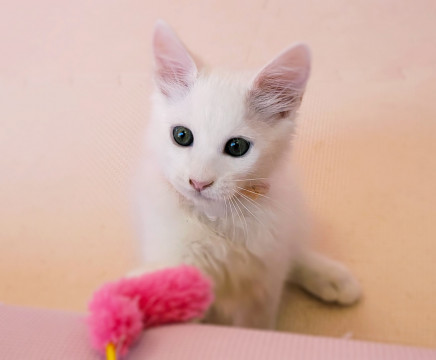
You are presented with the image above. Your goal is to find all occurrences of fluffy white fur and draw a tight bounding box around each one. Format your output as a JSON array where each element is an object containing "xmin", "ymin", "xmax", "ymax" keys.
[{"xmin": 132, "ymin": 21, "xmax": 361, "ymax": 329}]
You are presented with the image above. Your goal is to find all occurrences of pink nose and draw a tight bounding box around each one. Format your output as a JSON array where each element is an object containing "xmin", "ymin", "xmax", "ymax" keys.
[{"xmin": 189, "ymin": 179, "xmax": 214, "ymax": 192}]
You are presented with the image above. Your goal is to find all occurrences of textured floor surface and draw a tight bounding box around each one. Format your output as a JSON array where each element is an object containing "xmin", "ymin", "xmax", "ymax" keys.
[
  {"xmin": 1, "ymin": 0, "xmax": 435, "ymax": 349},
  {"xmin": 2, "ymin": 305, "xmax": 436, "ymax": 359}
]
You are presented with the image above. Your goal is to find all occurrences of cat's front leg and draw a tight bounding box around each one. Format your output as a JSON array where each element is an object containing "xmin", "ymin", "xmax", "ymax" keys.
[
  {"xmin": 204, "ymin": 291, "xmax": 281, "ymax": 329},
  {"xmin": 231, "ymin": 292, "xmax": 281, "ymax": 330},
  {"xmin": 290, "ymin": 251, "xmax": 362, "ymax": 305},
  {"xmin": 227, "ymin": 274, "xmax": 284, "ymax": 330}
]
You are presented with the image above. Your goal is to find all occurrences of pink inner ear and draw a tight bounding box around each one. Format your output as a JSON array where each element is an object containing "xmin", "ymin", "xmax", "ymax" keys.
[
  {"xmin": 248, "ymin": 43, "xmax": 311, "ymax": 118},
  {"xmin": 153, "ymin": 21, "xmax": 197, "ymax": 97}
]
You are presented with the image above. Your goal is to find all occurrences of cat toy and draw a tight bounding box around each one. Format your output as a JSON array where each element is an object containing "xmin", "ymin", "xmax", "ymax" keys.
[{"xmin": 87, "ymin": 265, "xmax": 213, "ymax": 359}]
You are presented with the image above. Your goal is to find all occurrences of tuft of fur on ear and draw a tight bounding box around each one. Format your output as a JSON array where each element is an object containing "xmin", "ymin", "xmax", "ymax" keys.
[
  {"xmin": 152, "ymin": 20, "xmax": 198, "ymax": 99},
  {"xmin": 248, "ymin": 43, "xmax": 311, "ymax": 119}
]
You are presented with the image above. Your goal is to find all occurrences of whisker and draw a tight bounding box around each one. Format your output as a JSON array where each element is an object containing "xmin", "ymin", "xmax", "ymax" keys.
[
  {"xmin": 232, "ymin": 197, "xmax": 248, "ymax": 242},
  {"xmin": 223, "ymin": 178, "xmax": 269, "ymax": 182},
  {"xmin": 237, "ymin": 190, "xmax": 266, "ymax": 214},
  {"xmin": 234, "ymin": 195, "xmax": 266, "ymax": 230},
  {"xmin": 224, "ymin": 197, "xmax": 228, "ymax": 224},
  {"xmin": 235, "ymin": 186, "xmax": 291, "ymax": 215},
  {"xmin": 235, "ymin": 186, "xmax": 273, "ymax": 200},
  {"xmin": 239, "ymin": 199, "xmax": 249, "ymax": 242},
  {"xmin": 227, "ymin": 194, "xmax": 236, "ymax": 241}
]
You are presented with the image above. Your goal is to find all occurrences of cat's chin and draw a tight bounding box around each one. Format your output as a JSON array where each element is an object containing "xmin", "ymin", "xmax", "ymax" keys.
[
  {"xmin": 194, "ymin": 197, "xmax": 226, "ymax": 219},
  {"xmin": 185, "ymin": 189, "xmax": 219, "ymax": 206},
  {"xmin": 175, "ymin": 186, "xmax": 227, "ymax": 219}
]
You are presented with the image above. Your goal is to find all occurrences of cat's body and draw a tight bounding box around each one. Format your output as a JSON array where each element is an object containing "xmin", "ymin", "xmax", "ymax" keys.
[{"xmin": 132, "ymin": 21, "xmax": 361, "ymax": 328}]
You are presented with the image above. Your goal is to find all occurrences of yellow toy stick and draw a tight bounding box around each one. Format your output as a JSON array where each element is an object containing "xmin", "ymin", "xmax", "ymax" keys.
[{"xmin": 106, "ymin": 343, "xmax": 117, "ymax": 360}]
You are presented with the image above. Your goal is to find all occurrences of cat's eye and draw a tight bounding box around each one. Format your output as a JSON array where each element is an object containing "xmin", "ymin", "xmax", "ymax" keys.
[
  {"xmin": 173, "ymin": 126, "xmax": 194, "ymax": 147},
  {"xmin": 224, "ymin": 138, "xmax": 250, "ymax": 157}
]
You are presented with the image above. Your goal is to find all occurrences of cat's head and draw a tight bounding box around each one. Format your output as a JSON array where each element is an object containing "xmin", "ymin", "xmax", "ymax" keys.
[{"xmin": 148, "ymin": 21, "xmax": 310, "ymax": 214}]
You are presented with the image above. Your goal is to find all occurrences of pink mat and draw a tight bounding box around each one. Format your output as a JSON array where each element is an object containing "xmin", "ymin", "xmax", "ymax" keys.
[{"xmin": 0, "ymin": 304, "xmax": 435, "ymax": 359}]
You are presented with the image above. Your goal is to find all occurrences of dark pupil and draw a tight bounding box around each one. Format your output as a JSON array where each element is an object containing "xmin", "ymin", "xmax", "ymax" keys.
[
  {"xmin": 230, "ymin": 141, "xmax": 240, "ymax": 153},
  {"xmin": 173, "ymin": 126, "xmax": 193, "ymax": 146},
  {"xmin": 225, "ymin": 138, "xmax": 250, "ymax": 157}
]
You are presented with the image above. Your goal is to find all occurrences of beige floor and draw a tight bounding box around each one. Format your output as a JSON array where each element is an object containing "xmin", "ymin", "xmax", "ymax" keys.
[{"xmin": 1, "ymin": 0, "xmax": 436, "ymax": 349}]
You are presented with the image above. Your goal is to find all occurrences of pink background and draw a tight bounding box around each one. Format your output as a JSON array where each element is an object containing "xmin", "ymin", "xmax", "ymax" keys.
[{"xmin": 1, "ymin": 0, "xmax": 435, "ymax": 348}]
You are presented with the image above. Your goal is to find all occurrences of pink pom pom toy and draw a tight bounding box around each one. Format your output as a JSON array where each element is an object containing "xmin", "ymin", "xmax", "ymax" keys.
[{"xmin": 87, "ymin": 265, "xmax": 213, "ymax": 359}]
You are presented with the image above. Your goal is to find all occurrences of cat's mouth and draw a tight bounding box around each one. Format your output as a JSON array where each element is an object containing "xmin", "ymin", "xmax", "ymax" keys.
[
  {"xmin": 191, "ymin": 189, "xmax": 219, "ymax": 201},
  {"xmin": 182, "ymin": 182, "xmax": 270, "ymax": 203},
  {"xmin": 184, "ymin": 185, "xmax": 231, "ymax": 204},
  {"xmin": 173, "ymin": 183, "xmax": 218, "ymax": 203}
]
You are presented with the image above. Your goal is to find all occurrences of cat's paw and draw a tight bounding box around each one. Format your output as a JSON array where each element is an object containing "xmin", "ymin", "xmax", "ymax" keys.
[
  {"xmin": 310, "ymin": 263, "xmax": 361, "ymax": 305},
  {"xmin": 293, "ymin": 253, "xmax": 362, "ymax": 305}
]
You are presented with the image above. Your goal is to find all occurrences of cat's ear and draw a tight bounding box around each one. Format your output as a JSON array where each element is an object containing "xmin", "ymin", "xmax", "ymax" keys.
[
  {"xmin": 152, "ymin": 20, "xmax": 198, "ymax": 99},
  {"xmin": 248, "ymin": 43, "xmax": 311, "ymax": 119}
]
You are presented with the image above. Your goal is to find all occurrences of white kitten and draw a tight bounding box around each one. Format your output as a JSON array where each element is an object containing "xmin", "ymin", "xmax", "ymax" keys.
[{"xmin": 132, "ymin": 21, "xmax": 361, "ymax": 329}]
